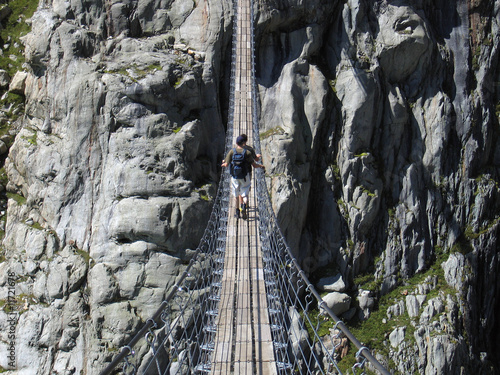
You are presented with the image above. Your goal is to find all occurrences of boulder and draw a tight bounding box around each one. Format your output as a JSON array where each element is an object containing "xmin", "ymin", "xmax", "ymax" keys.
[
  {"xmin": 389, "ymin": 326, "xmax": 406, "ymax": 348},
  {"xmin": 322, "ymin": 292, "xmax": 351, "ymax": 316},
  {"xmin": 442, "ymin": 253, "xmax": 466, "ymax": 291},
  {"xmin": 0, "ymin": 69, "xmax": 10, "ymax": 88},
  {"xmin": 357, "ymin": 289, "xmax": 375, "ymax": 320},
  {"xmin": 316, "ymin": 274, "xmax": 346, "ymax": 292},
  {"xmin": 8, "ymin": 71, "xmax": 28, "ymax": 95}
]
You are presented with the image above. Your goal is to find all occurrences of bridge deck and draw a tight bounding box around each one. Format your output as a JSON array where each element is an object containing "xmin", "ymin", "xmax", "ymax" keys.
[
  {"xmin": 212, "ymin": 190, "xmax": 276, "ymax": 374},
  {"xmin": 211, "ymin": 0, "xmax": 277, "ymax": 373}
]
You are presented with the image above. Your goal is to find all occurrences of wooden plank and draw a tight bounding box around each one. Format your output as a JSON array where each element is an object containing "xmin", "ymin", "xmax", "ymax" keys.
[{"xmin": 234, "ymin": 361, "xmax": 253, "ymax": 375}]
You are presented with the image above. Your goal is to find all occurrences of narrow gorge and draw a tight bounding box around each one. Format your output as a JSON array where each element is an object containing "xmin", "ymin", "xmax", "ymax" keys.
[{"xmin": 0, "ymin": 0, "xmax": 498, "ymax": 374}]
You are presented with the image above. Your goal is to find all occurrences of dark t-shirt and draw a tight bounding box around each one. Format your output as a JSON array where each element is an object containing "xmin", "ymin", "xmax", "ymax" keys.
[
  {"xmin": 243, "ymin": 145, "xmax": 258, "ymax": 176},
  {"xmin": 244, "ymin": 145, "xmax": 257, "ymax": 160}
]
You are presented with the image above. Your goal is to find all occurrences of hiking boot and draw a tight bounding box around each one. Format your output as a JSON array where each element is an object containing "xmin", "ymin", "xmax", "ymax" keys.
[
  {"xmin": 241, "ymin": 203, "xmax": 247, "ymax": 219},
  {"xmin": 234, "ymin": 207, "xmax": 240, "ymax": 219}
]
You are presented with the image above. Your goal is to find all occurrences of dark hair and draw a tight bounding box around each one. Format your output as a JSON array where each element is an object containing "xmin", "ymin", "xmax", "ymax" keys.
[
  {"xmin": 236, "ymin": 135, "xmax": 245, "ymax": 146},
  {"xmin": 240, "ymin": 134, "xmax": 248, "ymax": 142}
]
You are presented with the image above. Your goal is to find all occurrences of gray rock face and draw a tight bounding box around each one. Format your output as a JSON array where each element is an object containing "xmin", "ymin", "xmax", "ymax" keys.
[
  {"xmin": 442, "ymin": 253, "xmax": 466, "ymax": 291},
  {"xmin": 1, "ymin": 0, "xmax": 232, "ymax": 373},
  {"xmin": 8, "ymin": 71, "xmax": 27, "ymax": 95},
  {"xmin": 389, "ymin": 326, "xmax": 406, "ymax": 348},
  {"xmin": 406, "ymin": 294, "xmax": 426, "ymax": 318},
  {"xmin": 256, "ymin": 0, "xmax": 500, "ymax": 372}
]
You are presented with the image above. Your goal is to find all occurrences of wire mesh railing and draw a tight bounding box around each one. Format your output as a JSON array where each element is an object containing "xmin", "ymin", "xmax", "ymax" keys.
[
  {"xmin": 99, "ymin": 168, "xmax": 232, "ymax": 374},
  {"xmin": 251, "ymin": 165, "xmax": 391, "ymax": 375}
]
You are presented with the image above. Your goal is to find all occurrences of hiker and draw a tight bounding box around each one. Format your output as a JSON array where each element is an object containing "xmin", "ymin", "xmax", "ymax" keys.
[
  {"xmin": 221, "ymin": 135, "xmax": 265, "ymax": 219},
  {"xmin": 237, "ymin": 133, "xmax": 260, "ymax": 197}
]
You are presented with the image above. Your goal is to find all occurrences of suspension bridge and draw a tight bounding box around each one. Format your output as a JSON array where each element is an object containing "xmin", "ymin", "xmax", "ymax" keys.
[{"xmin": 101, "ymin": 0, "xmax": 391, "ymax": 374}]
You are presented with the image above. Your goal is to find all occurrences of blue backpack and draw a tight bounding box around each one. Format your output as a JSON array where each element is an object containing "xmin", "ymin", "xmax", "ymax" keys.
[{"xmin": 230, "ymin": 148, "xmax": 248, "ymax": 180}]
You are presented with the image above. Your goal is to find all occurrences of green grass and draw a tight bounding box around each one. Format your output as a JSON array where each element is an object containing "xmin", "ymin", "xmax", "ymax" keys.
[
  {"xmin": 327, "ymin": 245, "xmax": 458, "ymax": 374},
  {"xmin": 301, "ymin": 308, "xmax": 332, "ymax": 339},
  {"xmin": 464, "ymin": 216, "xmax": 500, "ymax": 240},
  {"xmin": 2, "ymin": 92, "xmax": 23, "ymax": 107},
  {"xmin": 22, "ymin": 131, "xmax": 37, "ymax": 145},
  {"xmin": 0, "ymin": 91, "xmax": 25, "ymax": 128},
  {"xmin": 0, "ymin": 0, "xmax": 38, "ymax": 76},
  {"xmin": 6, "ymin": 192, "xmax": 26, "ymax": 205},
  {"xmin": 0, "ymin": 167, "xmax": 8, "ymax": 187},
  {"xmin": 354, "ymin": 273, "xmax": 381, "ymax": 292},
  {"xmin": 343, "ymin": 248, "xmax": 455, "ymax": 365}
]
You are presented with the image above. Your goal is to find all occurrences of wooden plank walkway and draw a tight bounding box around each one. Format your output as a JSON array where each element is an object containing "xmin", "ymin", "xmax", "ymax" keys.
[
  {"xmin": 211, "ymin": 193, "xmax": 276, "ymax": 374},
  {"xmin": 211, "ymin": 0, "xmax": 277, "ymax": 372}
]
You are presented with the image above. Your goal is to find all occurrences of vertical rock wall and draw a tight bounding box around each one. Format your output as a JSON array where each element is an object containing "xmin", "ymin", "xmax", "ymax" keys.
[
  {"xmin": 255, "ymin": 0, "xmax": 499, "ymax": 372},
  {"xmin": 0, "ymin": 0, "xmax": 233, "ymax": 372}
]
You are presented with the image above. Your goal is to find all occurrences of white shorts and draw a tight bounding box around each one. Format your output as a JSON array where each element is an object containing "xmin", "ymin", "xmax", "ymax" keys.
[{"xmin": 231, "ymin": 176, "xmax": 251, "ymax": 198}]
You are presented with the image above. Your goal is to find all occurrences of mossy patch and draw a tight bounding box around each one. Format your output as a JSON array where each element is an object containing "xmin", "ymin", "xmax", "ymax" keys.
[
  {"xmin": 27, "ymin": 221, "xmax": 43, "ymax": 230},
  {"xmin": 260, "ymin": 126, "xmax": 285, "ymax": 139},
  {"xmin": 74, "ymin": 247, "xmax": 93, "ymax": 267},
  {"xmin": 105, "ymin": 63, "xmax": 164, "ymax": 82},
  {"xmin": 6, "ymin": 192, "xmax": 26, "ymax": 205},
  {"xmin": 330, "ymin": 162, "xmax": 341, "ymax": 183},
  {"xmin": 354, "ymin": 152, "xmax": 370, "ymax": 158},
  {"xmin": 360, "ymin": 185, "xmax": 377, "ymax": 198}
]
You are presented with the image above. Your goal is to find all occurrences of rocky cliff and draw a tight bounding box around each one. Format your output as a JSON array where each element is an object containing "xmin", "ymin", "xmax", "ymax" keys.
[{"xmin": 0, "ymin": 0, "xmax": 498, "ymax": 374}]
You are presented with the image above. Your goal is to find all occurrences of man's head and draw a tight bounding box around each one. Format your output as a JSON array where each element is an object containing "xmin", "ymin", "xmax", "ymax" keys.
[{"xmin": 236, "ymin": 135, "xmax": 246, "ymax": 146}]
